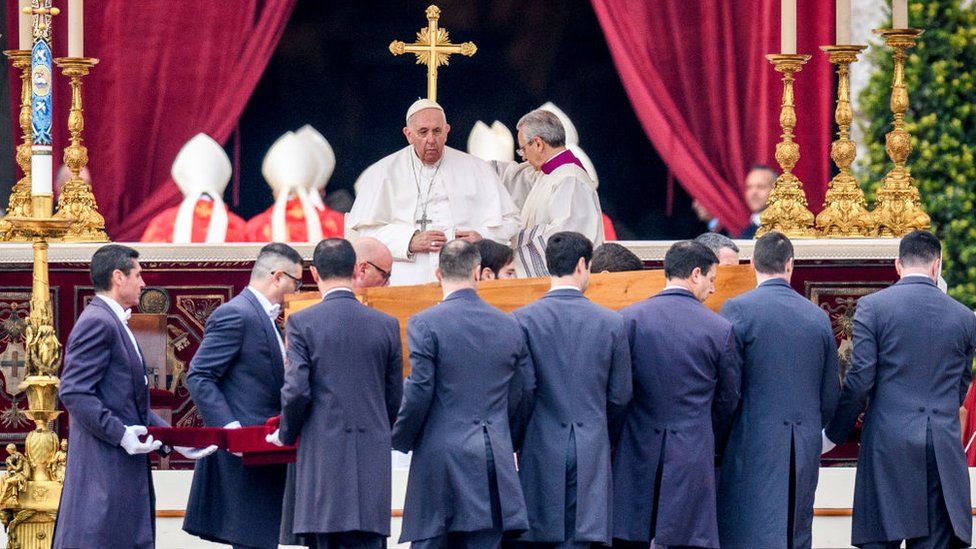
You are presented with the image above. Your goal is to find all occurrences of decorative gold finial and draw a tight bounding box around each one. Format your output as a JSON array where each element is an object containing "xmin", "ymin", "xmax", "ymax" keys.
[
  {"xmin": 869, "ymin": 28, "xmax": 930, "ymax": 237},
  {"xmin": 816, "ymin": 45, "xmax": 874, "ymax": 237},
  {"xmin": 756, "ymin": 54, "xmax": 817, "ymax": 238},
  {"xmin": 389, "ymin": 4, "xmax": 477, "ymax": 102}
]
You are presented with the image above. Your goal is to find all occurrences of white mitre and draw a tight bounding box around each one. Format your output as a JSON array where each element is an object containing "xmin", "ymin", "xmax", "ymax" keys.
[
  {"xmin": 295, "ymin": 124, "xmax": 336, "ymax": 210},
  {"xmin": 467, "ymin": 120, "xmax": 514, "ymax": 162},
  {"xmin": 171, "ymin": 133, "xmax": 231, "ymax": 244},
  {"xmin": 567, "ymin": 144, "xmax": 599, "ymax": 189},
  {"xmin": 538, "ymin": 101, "xmax": 579, "ymax": 146},
  {"xmin": 263, "ymin": 131, "xmax": 322, "ymax": 242}
]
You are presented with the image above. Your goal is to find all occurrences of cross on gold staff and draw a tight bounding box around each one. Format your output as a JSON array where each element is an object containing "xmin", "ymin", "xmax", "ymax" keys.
[
  {"xmin": 23, "ymin": 4, "xmax": 60, "ymax": 31},
  {"xmin": 389, "ymin": 5, "xmax": 477, "ymax": 102}
]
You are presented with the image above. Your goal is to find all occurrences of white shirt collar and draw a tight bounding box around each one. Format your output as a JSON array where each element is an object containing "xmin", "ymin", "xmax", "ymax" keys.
[
  {"xmin": 901, "ymin": 273, "xmax": 933, "ymax": 280},
  {"xmin": 750, "ymin": 212, "xmax": 762, "ymax": 227},
  {"xmin": 322, "ymin": 287, "xmax": 355, "ymax": 300},
  {"xmin": 247, "ymin": 286, "xmax": 280, "ymax": 320},
  {"xmin": 96, "ymin": 294, "xmax": 131, "ymax": 323},
  {"xmin": 664, "ymin": 284, "xmax": 692, "ymax": 293},
  {"xmin": 548, "ymin": 285, "xmax": 582, "ymax": 293}
]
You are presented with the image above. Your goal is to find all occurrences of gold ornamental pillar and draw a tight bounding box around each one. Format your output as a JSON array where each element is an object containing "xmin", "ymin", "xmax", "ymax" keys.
[
  {"xmin": 816, "ymin": 45, "xmax": 874, "ymax": 237},
  {"xmin": 870, "ymin": 28, "xmax": 930, "ymax": 236},
  {"xmin": 757, "ymin": 54, "xmax": 817, "ymax": 238},
  {"xmin": 0, "ymin": 49, "xmax": 35, "ymax": 241}
]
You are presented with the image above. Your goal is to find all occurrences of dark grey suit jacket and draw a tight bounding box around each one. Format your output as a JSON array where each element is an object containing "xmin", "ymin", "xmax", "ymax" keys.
[
  {"xmin": 612, "ymin": 288, "xmax": 740, "ymax": 548},
  {"xmin": 279, "ymin": 289, "xmax": 403, "ymax": 537},
  {"xmin": 392, "ymin": 288, "xmax": 531, "ymax": 542},
  {"xmin": 183, "ymin": 289, "xmax": 287, "ymax": 548},
  {"xmin": 717, "ymin": 279, "xmax": 840, "ymax": 549},
  {"xmin": 826, "ymin": 277, "xmax": 976, "ymax": 545},
  {"xmin": 512, "ymin": 288, "xmax": 632, "ymax": 544},
  {"xmin": 54, "ymin": 297, "xmax": 166, "ymax": 549}
]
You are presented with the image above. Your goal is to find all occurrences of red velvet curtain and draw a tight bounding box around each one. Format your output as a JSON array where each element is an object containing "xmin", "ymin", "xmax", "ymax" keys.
[
  {"xmin": 591, "ymin": 1, "xmax": 834, "ymax": 234},
  {"xmin": 6, "ymin": 0, "xmax": 296, "ymax": 240}
]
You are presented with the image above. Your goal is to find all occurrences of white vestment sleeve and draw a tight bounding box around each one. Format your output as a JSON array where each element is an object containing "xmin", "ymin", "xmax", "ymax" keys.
[
  {"xmin": 534, "ymin": 173, "xmax": 604, "ymax": 243},
  {"xmin": 356, "ymin": 223, "xmax": 416, "ymax": 262}
]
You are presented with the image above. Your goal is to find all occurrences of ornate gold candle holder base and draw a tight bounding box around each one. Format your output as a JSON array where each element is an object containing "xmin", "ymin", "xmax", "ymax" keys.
[
  {"xmin": 0, "ymin": 217, "xmax": 70, "ymax": 549},
  {"xmin": 53, "ymin": 57, "xmax": 107, "ymax": 242},
  {"xmin": 870, "ymin": 28, "xmax": 930, "ymax": 237},
  {"xmin": 0, "ymin": 49, "xmax": 36, "ymax": 242},
  {"xmin": 757, "ymin": 54, "xmax": 817, "ymax": 239},
  {"xmin": 816, "ymin": 45, "xmax": 875, "ymax": 237}
]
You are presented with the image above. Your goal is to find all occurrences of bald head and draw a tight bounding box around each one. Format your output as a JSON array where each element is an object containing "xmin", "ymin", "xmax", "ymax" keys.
[{"xmin": 352, "ymin": 237, "xmax": 393, "ymax": 288}]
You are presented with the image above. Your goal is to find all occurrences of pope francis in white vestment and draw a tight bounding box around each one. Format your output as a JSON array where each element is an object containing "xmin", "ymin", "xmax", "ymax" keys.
[{"xmin": 346, "ymin": 99, "xmax": 520, "ymax": 285}]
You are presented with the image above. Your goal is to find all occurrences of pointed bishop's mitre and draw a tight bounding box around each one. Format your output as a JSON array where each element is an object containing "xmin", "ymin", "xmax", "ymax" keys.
[
  {"xmin": 295, "ymin": 124, "xmax": 336, "ymax": 192},
  {"xmin": 171, "ymin": 133, "xmax": 232, "ymax": 198},
  {"xmin": 568, "ymin": 144, "xmax": 599, "ymax": 189},
  {"xmin": 262, "ymin": 131, "xmax": 317, "ymax": 197},
  {"xmin": 538, "ymin": 101, "xmax": 579, "ymax": 146},
  {"xmin": 467, "ymin": 120, "xmax": 514, "ymax": 162}
]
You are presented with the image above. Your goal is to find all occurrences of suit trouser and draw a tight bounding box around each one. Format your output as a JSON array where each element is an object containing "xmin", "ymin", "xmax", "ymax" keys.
[
  {"xmin": 411, "ymin": 429, "xmax": 504, "ymax": 549},
  {"xmin": 860, "ymin": 428, "xmax": 969, "ymax": 549},
  {"xmin": 308, "ymin": 531, "xmax": 386, "ymax": 549},
  {"xmin": 512, "ymin": 429, "xmax": 591, "ymax": 549}
]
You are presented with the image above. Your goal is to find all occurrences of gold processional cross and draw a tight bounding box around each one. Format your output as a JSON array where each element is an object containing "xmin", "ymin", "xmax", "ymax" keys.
[{"xmin": 389, "ymin": 5, "xmax": 477, "ymax": 102}]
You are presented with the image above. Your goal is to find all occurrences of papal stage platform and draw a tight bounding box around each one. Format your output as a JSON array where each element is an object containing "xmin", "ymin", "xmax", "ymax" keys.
[{"xmin": 1, "ymin": 238, "xmax": 973, "ymax": 548}]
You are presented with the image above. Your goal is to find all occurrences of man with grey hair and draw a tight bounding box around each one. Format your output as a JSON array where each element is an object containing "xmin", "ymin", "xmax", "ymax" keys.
[
  {"xmin": 347, "ymin": 99, "xmax": 520, "ymax": 285},
  {"xmin": 393, "ymin": 239, "xmax": 532, "ymax": 547},
  {"xmin": 509, "ymin": 109, "xmax": 604, "ymax": 277},
  {"xmin": 695, "ymin": 232, "xmax": 741, "ymax": 266}
]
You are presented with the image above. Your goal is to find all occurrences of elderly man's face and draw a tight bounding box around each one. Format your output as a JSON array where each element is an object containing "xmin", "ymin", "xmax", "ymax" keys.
[
  {"xmin": 717, "ymin": 247, "xmax": 739, "ymax": 266},
  {"xmin": 744, "ymin": 169, "xmax": 775, "ymax": 213},
  {"xmin": 404, "ymin": 108, "xmax": 450, "ymax": 165},
  {"xmin": 517, "ymin": 129, "xmax": 546, "ymax": 170}
]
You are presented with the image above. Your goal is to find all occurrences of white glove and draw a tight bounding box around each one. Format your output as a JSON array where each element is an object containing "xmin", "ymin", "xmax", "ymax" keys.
[
  {"xmin": 224, "ymin": 420, "xmax": 243, "ymax": 456},
  {"xmin": 821, "ymin": 430, "xmax": 837, "ymax": 455},
  {"xmin": 120, "ymin": 425, "xmax": 162, "ymax": 455},
  {"xmin": 266, "ymin": 429, "xmax": 283, "ymax": 447},
  {"xmin": 174, "ymin": 445, "xmax": 219, "ymax": 460}
]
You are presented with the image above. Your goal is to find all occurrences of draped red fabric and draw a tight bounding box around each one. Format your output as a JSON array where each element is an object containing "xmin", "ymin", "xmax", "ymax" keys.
[
  {"xmin": 591, "ymin": 1, "xmax": 835, "ymax": 234},
  {"xmin": 6, "ymin": 0, "xmax": 296, "ymax": 240}
]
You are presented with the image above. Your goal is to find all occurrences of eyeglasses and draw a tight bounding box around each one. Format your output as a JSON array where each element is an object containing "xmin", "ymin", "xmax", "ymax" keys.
[
  {"xmin": 366, "ymin": 261, "xmax": 392, "ymax": 281},
  {"xmin": 275, "ymin": 270, "xmax": 303, "ymax": 292},
  {"xmin": 516, "ymin": 136, "xmax": 538, "ymax": 159}
]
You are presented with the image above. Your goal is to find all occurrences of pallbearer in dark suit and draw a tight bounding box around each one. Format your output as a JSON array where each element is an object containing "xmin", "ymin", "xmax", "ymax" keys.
[
  {"xmin": 825, "ymin": 230, "xmax": 975, "ymax": 549},
  {"xmin": 54, "ymin": 245, "xmax": 216, "ymax": 549},
  {"xmin": 612, "ymin": 241, "xmax": 739, "ymax": 549},
  {"xmin": 266, "ymin": 238, "xmax": 403, "ymax": 548},
  {"xmin": 512, "ymin": 232, "xmax": 632, "ymax": 548},
  {"xmin": 182, "ymin": 242, "xmax": 304, "ymax": 549},
  {"xmin": 716, "ymin": 232, "xmax": 839, "ymax": 549},
  {"xmin": 393, "ymin": 239, "xmax": 531, "ymax": 548}
]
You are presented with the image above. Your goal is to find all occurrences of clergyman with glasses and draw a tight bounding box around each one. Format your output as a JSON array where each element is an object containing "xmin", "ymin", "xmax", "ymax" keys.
[
  {"xmin": 183, "ymin": 242, "xmax": 305, "ymax": 549},
  {"xmin": 507, "ymin": 109, "xmax": 605, "ymax": 278},
  {"xmin": 346, "ymin": 98, "xmax": 521, "ymax": 286}
]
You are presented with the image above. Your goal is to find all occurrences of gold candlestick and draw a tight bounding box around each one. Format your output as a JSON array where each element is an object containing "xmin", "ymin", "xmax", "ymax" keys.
[
  {"xmin": 53, "ymin": 57, "xmax": 107, "ymax": 242},
  {"xmin": 0, "ymin": 50, "xmax": 35, "ymax": 241},
  {"xmin": 870, "ymin": 28, "xmax": 930, "ymax": 237},
  {"xmin": 757, "ymin": 54, "xmax": 817, "ymax": 238},
  {"xmin": 816, "ymin": 45, "xmax": 874, "ymax": 237}
]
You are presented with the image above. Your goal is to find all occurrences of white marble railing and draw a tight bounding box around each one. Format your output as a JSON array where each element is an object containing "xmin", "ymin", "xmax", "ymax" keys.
[{"xmin": 0, "ymin": 238, "xmax": 901, "ymax": 264}]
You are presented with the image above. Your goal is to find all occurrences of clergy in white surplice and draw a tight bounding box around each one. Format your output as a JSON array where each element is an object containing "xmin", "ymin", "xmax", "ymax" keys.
[
  {"xmin": 511, "ymin": 108, "xmax": 604, "ymax": 278},
  {"xmin": 346, "ymin": 99, "xmax": 520, "ymax": 285}
]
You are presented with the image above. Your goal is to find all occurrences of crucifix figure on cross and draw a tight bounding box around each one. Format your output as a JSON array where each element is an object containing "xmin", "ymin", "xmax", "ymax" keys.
[{"xmin": 389, "ymin": 5, "xmax": 477, "ymax": 102}]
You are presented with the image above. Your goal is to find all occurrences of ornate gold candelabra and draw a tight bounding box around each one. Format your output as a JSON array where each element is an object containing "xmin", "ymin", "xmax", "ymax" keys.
[
  {"xmin": 52, "ymin": 57, "xmax": 107, "ymax": 242},
  {"xmin": 816, "ymin": 45, "xmax": 874, "ymax": 237},
  {"xmin": 0, "ymin": 213, "xmax": 70, "ymax": 548},
  {"xmin": 0, "ymin": 50, "xmax": 35, "ymax": 241},
  {"xmin": 870, "ymin": 28, "xmax": 930, "ymax": 236},
  {"xmin": 757, "ymin": 54, "xmax": 817, "ymax": 238}
]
